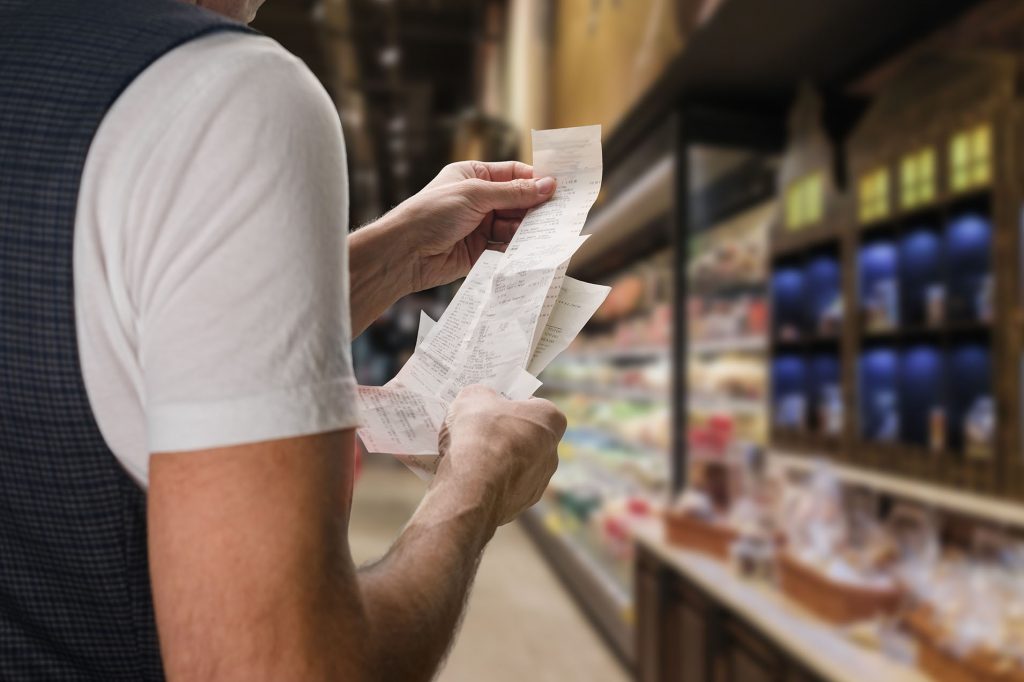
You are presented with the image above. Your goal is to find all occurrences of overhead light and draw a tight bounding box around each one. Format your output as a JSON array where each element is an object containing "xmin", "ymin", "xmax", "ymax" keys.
[
  {"xmin": 392, "ymin": 160, "xmax": 410, "ymax": 177},
  {"xmin": 389, "ymin": 116, "xmax": 406, "ymax": 134},
  {"xmin": 379, "ymin": 45, "xmax": 401, "ymax": 68}
]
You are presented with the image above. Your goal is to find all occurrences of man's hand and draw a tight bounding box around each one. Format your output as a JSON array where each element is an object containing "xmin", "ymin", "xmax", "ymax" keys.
[
  {"xmin": 348, "ymin": 160, "xmax": 555, "ymax": 335},
  {"xmin": 394, "ymin": 161, "xmax": 557, "ymax": 293},
  {"xmin": 434, "ymin": 385, "xmax": 566, "ymax": 527}
]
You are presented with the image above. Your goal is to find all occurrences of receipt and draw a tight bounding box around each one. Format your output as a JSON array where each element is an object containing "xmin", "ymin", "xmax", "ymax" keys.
[
  {"xmin": 528, "ymin": 277, "xmax": 611, "ymax": 375},
  {"xmin": 415, "ymin": 311, "xmax": 435, "ymax": 349},
  {"xmin": 356, "ymin": 386, "xmax": 447, "ymax": 455},
  {"xmin": 356, "ymin": 126, "xmax": 609, "ymax": 469}
]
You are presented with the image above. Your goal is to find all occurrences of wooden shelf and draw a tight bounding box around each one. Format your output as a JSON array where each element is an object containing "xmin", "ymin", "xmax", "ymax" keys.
[
  {"xmin": 769, "ymin": 450, "xmax": 1024, "ymax": 528},
  {"xmin": 773, "ymin": 334, "xmax": 841, "ymax": 350}
]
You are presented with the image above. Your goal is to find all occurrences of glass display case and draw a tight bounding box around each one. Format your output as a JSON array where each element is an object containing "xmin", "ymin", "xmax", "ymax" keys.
[{"xmin": 537, "ymin": 249, "xmax": 673, "ymax": 598}]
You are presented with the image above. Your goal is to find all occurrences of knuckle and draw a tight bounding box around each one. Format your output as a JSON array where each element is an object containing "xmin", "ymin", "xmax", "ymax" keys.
[
  {"xmin": 512, "ymin": 178, "xmax": 534, "ymax": 196},
  {"xmin": 468, "ymin": 160, "xmax": 489, "ymax": 180}
]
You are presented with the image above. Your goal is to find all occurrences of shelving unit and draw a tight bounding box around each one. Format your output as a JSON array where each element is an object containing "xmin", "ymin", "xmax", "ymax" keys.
[
  {"xmin": 764, "ymin": 48, "xmax": 1024, "ymax": 500},
  {"xmin": 498, "ymin": 2, "xmax": 1024, "ymax": 680}
]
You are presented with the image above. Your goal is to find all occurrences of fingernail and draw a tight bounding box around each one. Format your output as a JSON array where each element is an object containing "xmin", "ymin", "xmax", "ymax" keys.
[{"xmin": 535, "ymin": 176, "xmax": 556, "ymax": 195}]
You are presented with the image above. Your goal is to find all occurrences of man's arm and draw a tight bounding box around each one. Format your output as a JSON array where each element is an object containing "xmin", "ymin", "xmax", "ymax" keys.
[
  {"xmin": 149, "ymin": 386, "xmax": 564, "ymax": 681},
  {"xmin": 347, "ymin": 161, "xmax": 555, "ymax": 336}
]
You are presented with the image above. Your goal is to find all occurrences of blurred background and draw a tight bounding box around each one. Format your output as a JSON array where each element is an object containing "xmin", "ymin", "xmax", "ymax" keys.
[{"xmin": 256, "ymin": 1, "xmax": 1024, "ymax": 680}]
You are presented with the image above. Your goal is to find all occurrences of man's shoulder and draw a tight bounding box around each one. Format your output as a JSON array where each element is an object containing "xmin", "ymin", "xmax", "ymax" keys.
[
  {"xmin": 152, "ymin": 31, "xmax": 311, "ymax": 94},
  {"xmin": 99, "ymin": 29, "xmax": 335, "ymax": 157}
]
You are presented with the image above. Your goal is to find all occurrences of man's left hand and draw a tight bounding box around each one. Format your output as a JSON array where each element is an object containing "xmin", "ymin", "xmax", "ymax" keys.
[{"xmin": 382, "ymin": 160, "xmax": 556, "ymax": 293}]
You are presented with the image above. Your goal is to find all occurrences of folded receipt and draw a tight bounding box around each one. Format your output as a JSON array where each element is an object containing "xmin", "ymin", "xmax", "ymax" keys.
[{"xmin": 356, "ymin": 126, "xmax": 610, "ymax": 478}]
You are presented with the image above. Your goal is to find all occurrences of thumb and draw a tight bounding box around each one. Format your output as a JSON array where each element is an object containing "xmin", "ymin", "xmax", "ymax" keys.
[{"xmin": 462, "ymin": 176, "xmax": 556, "ymax": 212}]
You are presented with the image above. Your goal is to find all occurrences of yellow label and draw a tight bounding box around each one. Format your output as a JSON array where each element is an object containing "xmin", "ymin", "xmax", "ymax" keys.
[
  {"xmin": 859, "ymin": 167, "xmax": 890, "ymax": 223},
  {"xmin": 900, "ymin": 147, "xmax": 936, "ymax": 209},
  {"xmin": 785, "ymin": 171, "xmax": 824, "ymax": 231},
  {"xmin": 950, "ymin": 123, "xmax": 992, "ymax": 192}
]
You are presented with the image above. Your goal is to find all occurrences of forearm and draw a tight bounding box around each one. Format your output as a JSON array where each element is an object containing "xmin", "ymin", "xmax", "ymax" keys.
[
  {"xmin": 348, "ymin": 215, "xmax": 412, "ymax": 336},
  {"xmin": 355, "ymin": 477, "xmax": 497, "ymax": 681}
]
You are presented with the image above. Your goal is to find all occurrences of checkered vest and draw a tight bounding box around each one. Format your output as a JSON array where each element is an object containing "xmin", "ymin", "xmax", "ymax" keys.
[{"xmin": 0, "ymin": 1, "xmax": 252, "ymax": 678}]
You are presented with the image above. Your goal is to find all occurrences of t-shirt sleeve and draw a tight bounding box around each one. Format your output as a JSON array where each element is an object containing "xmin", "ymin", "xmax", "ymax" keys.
[{"xmin": 126, "ymin": 42, "xmax": 360, "ymax": 452}]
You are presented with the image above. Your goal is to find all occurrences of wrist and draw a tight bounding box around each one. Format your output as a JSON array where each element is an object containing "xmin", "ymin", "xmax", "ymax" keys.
[
  {"xmin": 349, "ymin": 215, "xmax": 414, "ymax": 303},
  {"xmin": 424, "ymin": 462, "xmax": 500, "ymax": 541}
]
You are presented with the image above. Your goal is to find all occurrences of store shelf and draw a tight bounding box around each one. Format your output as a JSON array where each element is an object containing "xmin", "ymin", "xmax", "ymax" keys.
[
  {"xmin": 541, "ymin": 381, "xmax": 668, "ymax": 403},
  {"xmin": 571, "ymin": 155, "xmax": 674, "ymax": 275},
  {"xmin": 631, "ymin": 519, "xmax": 929, "ymax": 682},
  {"xmin": 689, "ymin": 396, "xmax": 765, "ymax": 416},
  {"xmin": 769, "ymin": 451, "xmax": 1024, "ymax": 528},
  {"xmin": 602, "ymin": 0, "xmax": 979, "ymax": 170},
  {"xmin": 520, "ymin": 504, "xmax": 635, "ymax": 665},
  {"xmin": 562, "ymin": 346, "xmax": 669, "ymax": 363},
  {"xmin": 689, "ymin": 336, "xmax": 766, "ymax": 355}
]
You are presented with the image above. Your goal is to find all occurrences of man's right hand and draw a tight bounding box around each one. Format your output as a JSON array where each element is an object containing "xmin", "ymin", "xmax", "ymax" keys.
[{"xmin": 435, "ymin": 385, "xmax": 567, "ymax": 527}]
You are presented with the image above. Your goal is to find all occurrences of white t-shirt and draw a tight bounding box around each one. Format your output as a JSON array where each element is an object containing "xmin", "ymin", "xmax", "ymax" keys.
[{"xmin": 74, "ymin": 32, "xmax": 361, "ymax": 488}]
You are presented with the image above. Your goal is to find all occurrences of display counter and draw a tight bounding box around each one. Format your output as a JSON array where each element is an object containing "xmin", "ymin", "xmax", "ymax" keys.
[{"xmin": 632, "ymin": 519, "xmax": 929, "ymax": 682}]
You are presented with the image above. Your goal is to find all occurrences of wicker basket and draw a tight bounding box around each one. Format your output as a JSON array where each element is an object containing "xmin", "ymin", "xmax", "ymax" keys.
[
  {"xmin": 777, "ymin": 553, "xmax": 901, "ymax": 624},
  {"xmin": 664, "ymin": 513, "xmax": 737, "ymax": 560},
  {"xmin": 905, "ymin": 608, "xmax": 1024, "ymax": 682}
]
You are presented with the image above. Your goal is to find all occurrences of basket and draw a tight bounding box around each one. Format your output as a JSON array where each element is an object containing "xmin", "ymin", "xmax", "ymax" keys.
[
  {"xmin": 778, "ymin": 552, "xmax": 901, "ymax": 624},
  {"xmin": 905, "ymin": 608, "xmax": 1024, "ymax": 682},
  {"xmin": 664, "ymin": 512, "xmax": 737, "ymax": 560}
]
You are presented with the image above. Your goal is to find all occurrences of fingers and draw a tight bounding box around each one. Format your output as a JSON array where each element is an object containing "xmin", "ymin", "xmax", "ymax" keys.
[
  {"xmin": 453, "ymin": 383, "xmax": 501, "ymax": 405},
  {"xmin": 489, "ymin": 217, "xmax": 522, "ymax": 244},
  {"xmin": 520, "ymin": 397, "xmax": 568, "ymax": 437},
  {"xmin": 462, "ymin": 176, "xmax": 556, "ymax": 212},
  {"xmin": 474, "ymin": 160, "xmax": 534, "ymax": 183}
]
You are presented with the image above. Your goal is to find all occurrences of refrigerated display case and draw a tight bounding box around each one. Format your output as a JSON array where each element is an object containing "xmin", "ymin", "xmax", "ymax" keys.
[{"xmin": 531, "ymin": 248, "xmax": 673, "ymax": 661}]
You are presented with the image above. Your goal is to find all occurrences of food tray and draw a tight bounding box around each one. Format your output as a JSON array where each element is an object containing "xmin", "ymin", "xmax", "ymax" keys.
[
  {"xmin": 905, "ymin": 608, "xmax": 1024, "ymax": 682},
  {"xmin": 664, "ymin": 512, "xmax": 737, "ymax": 560},
  {"xmin": 778, "ymin": 552, "xmax": 901, "ymax": 624}
]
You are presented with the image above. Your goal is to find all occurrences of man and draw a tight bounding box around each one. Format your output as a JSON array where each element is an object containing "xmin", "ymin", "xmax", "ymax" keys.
[{"xmin": 0, "ymin": 0, "xmax": 566, "ymax": 679}]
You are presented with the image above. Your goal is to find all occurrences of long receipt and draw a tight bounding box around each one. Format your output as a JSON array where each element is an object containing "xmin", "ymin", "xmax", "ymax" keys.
[{"xmin": 356, "ymin": 126, "xmax": 610, "ymax": 478}]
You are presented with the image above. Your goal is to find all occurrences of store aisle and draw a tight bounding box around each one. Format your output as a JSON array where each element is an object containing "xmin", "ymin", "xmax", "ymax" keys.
[{"xmin": 349, "ymin": 459, "xmax": 630, "ymax": 682}]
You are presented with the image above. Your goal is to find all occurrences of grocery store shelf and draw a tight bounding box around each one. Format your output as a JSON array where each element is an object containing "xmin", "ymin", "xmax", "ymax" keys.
[
  {"xmin": 571, "ymin": 155, "xmax": 674, "ymax": 275},
  {"xmin": 562, "ymin": 346, "xmax": 670, "ymax": 363},
  {"xmin": 631, "ymin": 519, "xmax": 929, "ymax": 682},
  {"xmin": 689, "ymin": 336, "xmax": 766, "ymax": 355},
  {"xmin": 520, "ymin": 505, "xmax": 635, "ymax": 666},
  {"xmin": 769, "ymin": 451, "xmax": 1024, "ymax": 529},
  {"xmin": 688, "ymin": 396, "xmax": 765, "ymax": 416},
  {"xmin": 541, "ymin": 381, "xmax": 668, "ymax": 403}
]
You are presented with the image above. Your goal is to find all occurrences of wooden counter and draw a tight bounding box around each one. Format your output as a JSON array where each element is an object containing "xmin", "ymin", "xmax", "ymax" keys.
[{"xmin": 631, "ymin": 519, "xmax": 930, "ymax": 682}]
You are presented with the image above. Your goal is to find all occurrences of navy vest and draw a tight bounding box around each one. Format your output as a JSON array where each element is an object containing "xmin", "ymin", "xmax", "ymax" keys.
[{"xmin": 0, "ymin": 1, "xmax": 252, "ymax": 678}]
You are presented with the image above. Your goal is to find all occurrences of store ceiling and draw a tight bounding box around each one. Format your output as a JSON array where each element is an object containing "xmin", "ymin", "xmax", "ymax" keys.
[{"xmin": 253, "ymin": 0, "xmax": 489, "ymax": 223}]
